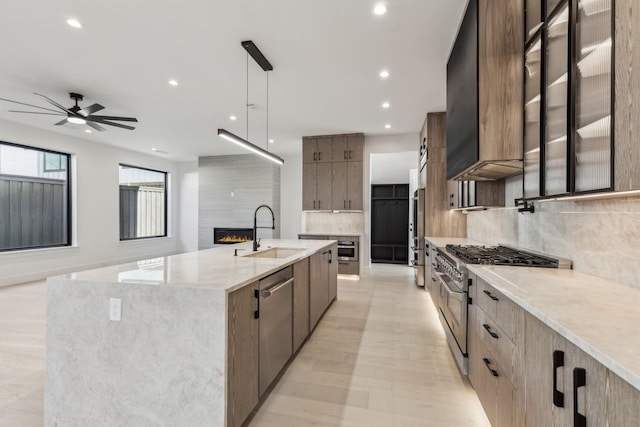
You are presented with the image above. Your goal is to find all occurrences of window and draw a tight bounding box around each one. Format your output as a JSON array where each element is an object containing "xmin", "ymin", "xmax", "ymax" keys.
[
  {"xmin": 0, "ymin": 141, "xmax": 71, "ymax": 251},
  {"xmin": 119, "ymin": 164, "xmax": 167, "ymax": 240}
]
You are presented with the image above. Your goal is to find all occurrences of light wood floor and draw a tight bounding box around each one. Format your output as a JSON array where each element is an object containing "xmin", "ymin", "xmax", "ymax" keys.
[{"xmin": 0, "ymin": 265, "xmax": 489, "ymax": 427}]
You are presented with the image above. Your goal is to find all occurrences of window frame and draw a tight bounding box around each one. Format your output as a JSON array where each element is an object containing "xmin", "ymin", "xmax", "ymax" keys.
[
  {"xmin": 118, "ymin": 163, "xmax": 168, "ymax": 241},
  {"xmin": 0, "ymin": 140, "xmax": 72, "ymax": 252}
]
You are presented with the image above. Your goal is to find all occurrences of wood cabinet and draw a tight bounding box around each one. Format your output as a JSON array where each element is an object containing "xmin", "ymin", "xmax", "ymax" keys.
[
  {"xmin": 446, "ymin": 0, "xmax": 524, "ymax": 181},
  {"xmin": 309, "ymin": 244, "xmax": 337, "ymax": 330},
  {"xmin": 292, "ymin": 258, "xmax": 310, "ymax": 353},
  {"xmin": 303, "ymin": 133, "xmax": 363, "ymax": 211},
  {"xmin": 303, "ymin": 136, "xmax": 332, "ymax": 163},
  {"xmin": 331, "ymin": 161, "xmax": 363, "ymax": 210},
  {"xmin": 523, "ymin": 313, "xmax": 607, "ymax": 427},
  {"xmin": 607, "ymin": 372, "xmax": 640, "ymax": 424},
  {"xmin": 302, "ymin": 162, "xmax": 332, "ymax": 211},
  {"xmin": 227, "ymin": 281, "xmax": 259, "ymax": 427},
  {"xmin": 468, "ymin": 273, "xmax": 524, "ymax": 427},
  {"xmin": 422, "ymin": 113, "xmax": 466, "ymax": 237}
]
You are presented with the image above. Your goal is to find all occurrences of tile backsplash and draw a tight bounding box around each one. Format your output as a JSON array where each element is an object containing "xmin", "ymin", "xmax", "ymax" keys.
[
  {"xmin": 302, "ymin": 211, "xmax": 365, "ymax": 235},
  {"xmin": 467, "ymin": 195, "xmax": 640, "ymax": 289}
]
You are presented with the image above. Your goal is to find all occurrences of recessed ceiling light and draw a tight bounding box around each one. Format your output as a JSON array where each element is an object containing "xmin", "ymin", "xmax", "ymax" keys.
[
  {"xmin": 269, "ymin": 139, "xmax": 274, "ymax": 143},
  {"xmin": 230, "ymin": 115, "xmax": 237, "ymax": 121},
  {"xmin": 66, "ymin": 18, "xmax": 82, "ymax": 29},
  {"xmin": 85, "ymin": 129, "xmax": 92, "ymax": 133},
  {"xmin": 382, "ymin": 102, "xmax": 390, "ymax": 108},
  {"xmin": 385, "ymin": 124, "xmax": 391, "ymax": 129},
  {"xmin": 168, "ymin": 79, "xmax": 178, "ymax": 86},
  {"xmin": 67, "ymin": 117, "xmax": 86, "ymax": 125},
  {"xmin": 379, "ymin": 70, "xmax": 390, "ymax": 79},
  {"xmin": 374, "ymin": 4, "xmax": 387, "ymax": 15}
]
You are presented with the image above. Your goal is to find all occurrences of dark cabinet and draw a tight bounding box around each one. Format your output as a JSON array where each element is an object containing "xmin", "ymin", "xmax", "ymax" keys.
[{"xmin": 446, "ymin": 0, "xmax": 524, "ymax": 181}]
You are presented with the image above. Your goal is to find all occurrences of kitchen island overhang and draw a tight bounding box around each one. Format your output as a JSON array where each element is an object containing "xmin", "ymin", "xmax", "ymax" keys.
[{"xmin": 44, "ymin": 239, "xmax": 337, "ymax": 427}]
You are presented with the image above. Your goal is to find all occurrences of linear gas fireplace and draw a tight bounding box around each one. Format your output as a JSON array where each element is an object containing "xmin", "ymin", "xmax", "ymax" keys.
[{"xmin": 213, "ymin": 228, "xmax": 254, "ymax": 245}]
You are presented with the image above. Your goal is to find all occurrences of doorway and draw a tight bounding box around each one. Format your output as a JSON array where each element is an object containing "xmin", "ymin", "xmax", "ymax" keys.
[{"xmin": 370, "ymin": 184, "xmax": 409, "ymax": 264}]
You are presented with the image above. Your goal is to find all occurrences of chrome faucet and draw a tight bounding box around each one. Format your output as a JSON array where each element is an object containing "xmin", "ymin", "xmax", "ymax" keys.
[{"xmin": 253, "ymin": 204, "xmax": 275, "ymax": 251}]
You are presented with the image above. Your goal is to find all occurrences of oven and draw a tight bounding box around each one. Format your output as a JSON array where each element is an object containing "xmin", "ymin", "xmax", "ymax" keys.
[
  {"xmin": 337, "ymin": 240, "xmax": 358, "ymax": 261},
  {"xmin": 436, "ymin": 250, "xmax": 469, "ymax": 375}
]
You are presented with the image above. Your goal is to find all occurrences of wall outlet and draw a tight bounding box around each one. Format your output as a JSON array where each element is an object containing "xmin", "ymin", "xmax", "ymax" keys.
[{"xmin": 109, "ymin": 298, "xmax": 122, "ymax": 321}]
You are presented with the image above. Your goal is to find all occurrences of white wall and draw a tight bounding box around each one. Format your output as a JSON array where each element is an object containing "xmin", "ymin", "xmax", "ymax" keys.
[
  {"xmin": 370, "ymin": 151, "xmax": 417, "ymax": 184},
  {"xmin": 178, "ymin": 161, "xmax": 199, "ymax": 252},
  {"xmin": 279, "ymin": 152, "xmax": 302, "ymax": 239},
  {"xmin": 0, "ymin": 119, "xmax": 182, "ymax": 287}
]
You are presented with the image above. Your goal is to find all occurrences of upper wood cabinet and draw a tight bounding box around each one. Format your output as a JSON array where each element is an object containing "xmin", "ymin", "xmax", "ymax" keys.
[
  {"xmin": 303, "ymin": 133, "xmax": 364, "ymax": 211},
  {"xmin": 446, "ymin": 0, "xmax": 524, "ymax": 181},
  {"xmin": 423, "ymin": 113, "xmax": 466, "ymax": 237},
  {"xmin": 303, "ymin": 137, "xmax": 332, "ymax": 163}
]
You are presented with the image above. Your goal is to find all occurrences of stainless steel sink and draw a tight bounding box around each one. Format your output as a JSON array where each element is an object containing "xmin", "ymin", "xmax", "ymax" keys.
[{"xmin": 243, "ymin": 247, "xmax": 305, "ymax": 259}]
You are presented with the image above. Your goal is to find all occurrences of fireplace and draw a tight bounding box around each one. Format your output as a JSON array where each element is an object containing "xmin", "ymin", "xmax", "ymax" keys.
[{"xmin": 213, "ymin": 228, "xmax": 254, "ymax": 245}]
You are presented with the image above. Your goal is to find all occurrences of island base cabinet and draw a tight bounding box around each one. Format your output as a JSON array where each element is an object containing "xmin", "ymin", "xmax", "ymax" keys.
[
  {"xmin": 227, "ymin": 281, "xmax": 259, "ymax": 427},
  {"xmin": 328, "ymin": 244, "xmax": 338, "ymax": 302},
  {"xmin": 293, "ymin": 258, "xmax": 310, "ymax": 352},
  {"xmin": 607, "ymin": 372, "xmax": 640, "ymax": 425},
  {"xmin": 309, "ymin": 251, "xmax": 329, "ymax": 330}
]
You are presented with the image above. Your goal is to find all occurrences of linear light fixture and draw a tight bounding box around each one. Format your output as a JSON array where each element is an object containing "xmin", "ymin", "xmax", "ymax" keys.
[
  {"xmin": 218, "ymin": 129, "xmax": 284, "ymax": 165},
  {"xmin": 219, "ymin": 40, "xmax": 283, "ymax": 166}
]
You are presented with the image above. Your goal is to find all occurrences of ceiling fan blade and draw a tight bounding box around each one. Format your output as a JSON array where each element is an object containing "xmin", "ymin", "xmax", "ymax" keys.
[
  {"xmin": 33, "ymin": 93, "xmax": 72, "ymax": 113},
  {"xmin": 86, "ymin": 121, "xmax": 106, "ymax": 132},
  {"xmin": 90, "ymin": 118, "xmax": 136, "ymax": 131},
  {"xmin": 87, "ymin": 115, "xmax": 138, "ymax": 122},
  {"xmin": 54, "ymin": 119, "xmax": 68, "ymax": 126},
  {"xmin": 78, "ymin": 103, "xmax": 105, "ymax": 117},
  {"xmin": 8, "ymin": 110, "xmax": 66, "ymax": 116},
  {"xmin": 0, "ymin": 97, "xmax": 62, "ymax": 113}
]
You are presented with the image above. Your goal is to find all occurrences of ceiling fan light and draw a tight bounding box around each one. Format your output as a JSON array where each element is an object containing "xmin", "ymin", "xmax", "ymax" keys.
[{"xmin": 67, "ymin": 116, "xmax": 86, "ymax": 125}]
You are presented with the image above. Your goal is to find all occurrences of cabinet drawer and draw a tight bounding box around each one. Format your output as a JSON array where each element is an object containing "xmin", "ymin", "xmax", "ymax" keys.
[
  {"xmin": 469, "ymin": 332, "xmax": 517, "ymax": 427},
  {"xmin": 337, "ymin": 260, "xmax": 359, "ymax": 275},
  {"xmin": 476, "ymin": 307, "xmax": 517, "ymax": 382},
  {"xmin": 475, "ymin": 277, "xmax": 521, "ymax": 340}
]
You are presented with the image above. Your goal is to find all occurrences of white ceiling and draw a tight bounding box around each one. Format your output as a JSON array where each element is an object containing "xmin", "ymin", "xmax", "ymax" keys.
[{"xmin": 0, "ymin": 0, "xmax": 466, "ymax": 162}]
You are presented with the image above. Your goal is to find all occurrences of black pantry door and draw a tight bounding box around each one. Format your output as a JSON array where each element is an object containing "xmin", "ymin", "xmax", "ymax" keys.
[{"xmin": 370, "ymin": 184, "xmax": 409, "ymax": 264}]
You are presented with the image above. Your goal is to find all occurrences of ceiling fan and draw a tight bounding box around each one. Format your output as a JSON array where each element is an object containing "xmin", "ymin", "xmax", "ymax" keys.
[{"xmin": 0, "ymin": 92, "xmax": 138, "ymax": 131}]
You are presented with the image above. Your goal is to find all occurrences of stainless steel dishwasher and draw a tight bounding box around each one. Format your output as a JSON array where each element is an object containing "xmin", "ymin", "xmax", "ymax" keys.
[{"xmin": 258, "ymin": 266, "xmax": 293, "ymax": 396}]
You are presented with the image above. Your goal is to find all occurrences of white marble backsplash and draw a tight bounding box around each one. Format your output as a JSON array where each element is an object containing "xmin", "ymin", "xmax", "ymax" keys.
[
  {"xmin": 302, "ymin": 211, "xmax": 365, "ymax": 235},
  {"xmin": 467, "ymin": 195, "xmax": 640, "ymax": 289}
]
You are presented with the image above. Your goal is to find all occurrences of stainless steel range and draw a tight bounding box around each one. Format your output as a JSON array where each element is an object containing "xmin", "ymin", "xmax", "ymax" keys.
[{"xmin": 435, "ymin": 244, "xmax": 571, "ymax": 375}]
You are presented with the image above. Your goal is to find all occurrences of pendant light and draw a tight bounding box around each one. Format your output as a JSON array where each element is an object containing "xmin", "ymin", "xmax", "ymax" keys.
[{"xmin": 218, "ymin": 40, "xmax": 284, "ymax": 166}]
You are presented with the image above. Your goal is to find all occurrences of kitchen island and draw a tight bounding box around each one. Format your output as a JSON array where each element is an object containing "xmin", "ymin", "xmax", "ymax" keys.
[{"xmin": 45, "ymin": 239, "xmax": 337, "ymax": 427}]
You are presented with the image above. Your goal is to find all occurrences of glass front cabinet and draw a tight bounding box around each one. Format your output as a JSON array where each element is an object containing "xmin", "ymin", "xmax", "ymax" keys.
[{"xmin": 522, "ymin": 0, "xmax": 613, "ymax": 199}]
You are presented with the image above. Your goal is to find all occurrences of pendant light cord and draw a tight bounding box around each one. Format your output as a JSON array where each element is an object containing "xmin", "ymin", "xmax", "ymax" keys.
[
  {"xmin": 266, "ymin": 71, "xmax": 269, "ymax": 152},
  {"xmin": 246, "ymin": 52, "xmax": 249, "ymax": 141}
]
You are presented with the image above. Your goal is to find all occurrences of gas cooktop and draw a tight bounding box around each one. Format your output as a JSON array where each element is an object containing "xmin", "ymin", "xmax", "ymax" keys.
[{"xmin": 445, "ymin": 244, "xmax": 571, "ymax": 268}]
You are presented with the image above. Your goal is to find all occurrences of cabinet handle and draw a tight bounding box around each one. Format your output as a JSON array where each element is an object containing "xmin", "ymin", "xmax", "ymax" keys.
[
  {"xmin": 318, "ymin": 200, "xmax": 321, "ymax": 209},
  {"xmin": 431, "ymin": 277, "xmax": 436, "ymax": 282},
  {"xmin": 482, "ymin": 323, "xmax": 499, "ymax": 339},
  {"xmin": 349, "ymin": 200, "xmax": 351, "ymax": 209},
  {"xmin": 483, "ymin": 290, "xmax": 499, "ymax": 301},
  {"xmin": 344, "ymin": 200, "xmax": 346, "ymax": 209},
  {"xmin": 313, "ymin": 152, "xmax": 317, "ymax": 161},
  {"xmin": 344, "ymin": 150, "xmax": 347, "ymax": 160},
  {"xmin": 553, "ymin": 350, "xmax": 565, "ymax": 408},
  {"xmin": 573, "ymin": 368, "xmax": 587, "ymax": 427},
  {"xmin": 349, "ymin": 150, "xmax": 352, "ymax": 160},
  {"xmin": 313, "ymin": 200, "xmax": 316, "ymax": 209},
  {"xmin": 483, "ymin": 358, "xmax": 499, "ymax": 377},
  {"xmin": 319, "ymin": 152, "xmax": 322, "ymax": 161},
  {"xmin": 329, "ymin": 249, "xmax": 333, "ymax": 264}
]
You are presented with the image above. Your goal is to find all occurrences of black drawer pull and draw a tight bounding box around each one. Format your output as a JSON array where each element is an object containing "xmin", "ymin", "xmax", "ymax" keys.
[
  {"xmin": 553, "ymin": 350, "xmax": 565, "ymax": 408},
  {"xmin": 483, "ymin": 323, "xmax": 499, "ymax": 339},
  {"xmin": 483, "ymin": 290, "xmax": 499, "ymax": 301},
  {"xmin": 483, "ymin": 358, "xmax": 499, "ymax": 377},
  {"xmin": 573, "ymin": 367, "xmax": 587, "ymax": 427}
]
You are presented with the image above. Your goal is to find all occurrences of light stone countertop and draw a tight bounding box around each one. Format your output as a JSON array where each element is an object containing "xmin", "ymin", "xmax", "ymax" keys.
[
  {"xmin": 468, "ymin": 265, "xmax": 640, "ymax": 392},
  {"xmin": 55, "ymin": 239, "xmax": 335, "ymax": 293},
  {"xmin": 299, "ymin": 232, "xmax": 362, "ymax": 238}
]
